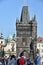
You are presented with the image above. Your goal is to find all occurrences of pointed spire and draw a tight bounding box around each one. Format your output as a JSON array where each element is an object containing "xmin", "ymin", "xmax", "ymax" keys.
[
  {"xmin": 32, "ymin": 15, "xmax": 37, "ymax": 23},
  {"xmin": 34, "ymin": 15, "xmax": 36, "ymax": 21},
  {"xmin": 20, "ymin": 6, "xmax": 30, "ymax": 22}
]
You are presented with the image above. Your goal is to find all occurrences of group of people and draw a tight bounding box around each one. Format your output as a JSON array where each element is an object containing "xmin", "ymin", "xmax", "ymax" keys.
[{"xmin": 0, "ymin": 51, "xmax": 41, "ymax": 65}]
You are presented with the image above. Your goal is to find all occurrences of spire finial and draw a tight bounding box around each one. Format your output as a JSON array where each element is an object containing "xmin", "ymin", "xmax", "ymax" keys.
[{"xmin": 34, "ymin": 15, "xmax": 36, "ymax": 20}]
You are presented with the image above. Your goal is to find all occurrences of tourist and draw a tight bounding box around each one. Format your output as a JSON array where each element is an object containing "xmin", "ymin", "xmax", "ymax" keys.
[
  {"xmin": 2, "ymin": 56, "xmax": 8, "ymax": 65},
  {"xmin": 17, "ymin": 56, "xmax": 20, "ymax": 65},
  {"xmin": 27, "ymin": 58, "xmax": 31, "ymax": 65},
  {"xmin": 34, "ymin": 52, "xmax": 41, "ymax": 65},
  {"xmin": 2, "ymin": 58, "xmax": 5, "ymax": 65},
  {"xmin": 8, "ymin": 55, "xmax": 17, "ymax": 65},
  {"xmin": 0, "ymin": 58, "xmax": 2, "ymax": 65},
  {"xmin": 19, "ymin": 52, "xmax": 26, "ymax": 65}
]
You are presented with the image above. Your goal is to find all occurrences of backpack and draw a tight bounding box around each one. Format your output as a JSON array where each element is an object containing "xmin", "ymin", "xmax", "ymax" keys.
[{"xmin": 19, "ymin": 57, "xmax": 25, "ymax": 65}]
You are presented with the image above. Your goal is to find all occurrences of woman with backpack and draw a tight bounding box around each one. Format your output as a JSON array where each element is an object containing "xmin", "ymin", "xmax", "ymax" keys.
[{"xmin": 19, "ymin": 52, "xmax": 26, "ymax": 65}]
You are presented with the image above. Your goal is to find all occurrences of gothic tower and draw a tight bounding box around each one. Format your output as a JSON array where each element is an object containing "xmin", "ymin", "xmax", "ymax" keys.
[{"xmin": 16, "ymin": 6, "xmax": 37, "ymax": 56}]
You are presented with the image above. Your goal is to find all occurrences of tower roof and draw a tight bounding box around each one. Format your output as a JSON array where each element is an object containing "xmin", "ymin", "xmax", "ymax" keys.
[{"xmin": 20, "ymin": 6, "xmax": 30, "ymax": 22}]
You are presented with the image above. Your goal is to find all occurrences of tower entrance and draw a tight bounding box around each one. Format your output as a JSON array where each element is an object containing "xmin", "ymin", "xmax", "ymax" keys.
[{"xmin": 16, "ymin": 6, "xmax": 37, "ymax": 57}]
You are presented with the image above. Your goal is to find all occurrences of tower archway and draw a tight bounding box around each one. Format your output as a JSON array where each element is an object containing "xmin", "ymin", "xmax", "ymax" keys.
[{"xmin": 20, "ymin": 50, "xmax": 30, "ymax": 58}]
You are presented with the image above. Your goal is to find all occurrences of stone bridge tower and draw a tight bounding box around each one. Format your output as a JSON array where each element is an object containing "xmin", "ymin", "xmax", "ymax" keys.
[{"xmin": 16, "ymin": 6, "xmax": 37, "ymax": 56}]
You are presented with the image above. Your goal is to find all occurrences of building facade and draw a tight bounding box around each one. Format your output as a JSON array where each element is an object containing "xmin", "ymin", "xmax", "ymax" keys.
[
  {"xmin": 4, "ymin": 35, "xmax": 16, "ymax": 58},
  {"xmin": 37, "ymin": 37, "xmax": 43, "ymax": 65},
  {"xmin": 16, "ymin": 6, "xmax": 37, "ymax": 56},
  {"xmin": 0, "ymin": 33, "xmax": 5, "ymax": 57}
]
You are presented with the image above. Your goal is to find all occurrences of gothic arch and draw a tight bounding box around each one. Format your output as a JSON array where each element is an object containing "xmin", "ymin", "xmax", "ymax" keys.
[{"xmin": 20, "ymin": 50, "xmax": 30, "ymax": 58}]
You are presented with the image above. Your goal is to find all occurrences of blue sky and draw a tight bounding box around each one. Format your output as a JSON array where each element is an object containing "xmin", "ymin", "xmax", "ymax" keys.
[{"xmin": 0, "ymin": 0, "xmax": 43, "ymax": 38}]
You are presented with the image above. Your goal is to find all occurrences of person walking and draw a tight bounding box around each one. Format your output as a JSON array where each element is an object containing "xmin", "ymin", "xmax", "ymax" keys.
[
  {"xmin": 8, "ymin": 55, "xmax": 17, "ymax": 65},
  {"xmin": 17, "ymin": 56, "xmax": 20, "ymax": 65},
  {"xmin": 19, "ymin": 52, "xmax": 26, "ymax": 65},
  {"xmin": 34, "ymin": 52, "xmax": 41, "ymax": 65}
]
